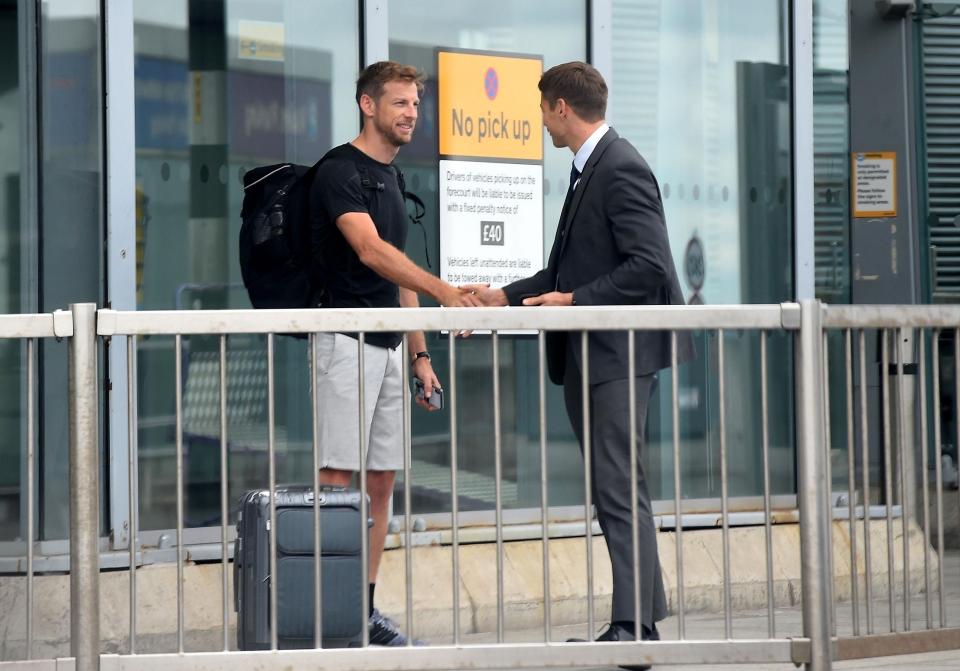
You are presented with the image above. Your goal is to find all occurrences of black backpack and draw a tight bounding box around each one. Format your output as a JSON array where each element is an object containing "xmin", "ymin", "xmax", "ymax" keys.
[
  {"xmin": 239, "ymin": 161, "xmax": 321, "ymax": 310},
  {"xmin": 239, "ymin": 157, "xmax": 429, "ymax": 311}
]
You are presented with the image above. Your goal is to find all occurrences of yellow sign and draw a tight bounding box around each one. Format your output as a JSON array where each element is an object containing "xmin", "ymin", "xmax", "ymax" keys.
[
  {"xmin": 237, "ymin": 20, "xmax": 285, "ymax": 62},
  {"xmin": 438, "ymin": 50, "xmax": 542, "ymax": 161},
  {"xmin": 852, "ymin": 152, "xmax": 897, "ymax": 218}
]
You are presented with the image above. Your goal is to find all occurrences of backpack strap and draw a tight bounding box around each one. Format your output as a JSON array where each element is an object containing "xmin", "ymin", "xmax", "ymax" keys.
[
  {"xmin": 351, "ymin": 161, "xmax": 432, "ymax": 268},
  {"xmin": 357, "ymin": 163, "xmax": 387, "ymax": 192},
  {"xmin": 395, "ymin": 168, "xmax": 432, "ymax": 270}
]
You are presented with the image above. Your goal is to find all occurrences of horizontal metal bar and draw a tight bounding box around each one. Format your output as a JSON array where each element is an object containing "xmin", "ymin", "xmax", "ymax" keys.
[
  {"xmin": 0, "ymin": 314, "xmax": 63, "ymax": 339},
  {"xmin": 823, "ymin": 304, "xmax": 960, "ymax": 328},
  {"xmin": 96, "ymin": 640, "xmax": 804, "ymax": 671},
  {"xmin": 3, "ymin": 500, "xmax": 905, "ymax": 573},
  {"xmin": 96, "ymin": 305, "xmax": 797, "ymax": 336},
  {"xmin": 0, "ymin": 661, "xmax": 68, "ymax": 671},
  {"xmin": 834, "ymin": 629, "xmax": 960, "ymax": 660}
]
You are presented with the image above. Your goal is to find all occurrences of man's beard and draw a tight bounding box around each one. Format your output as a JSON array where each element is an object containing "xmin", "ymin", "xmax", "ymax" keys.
[{"xmin": 375, "ymin": 116, "xmax": 414, "ymax": 147}]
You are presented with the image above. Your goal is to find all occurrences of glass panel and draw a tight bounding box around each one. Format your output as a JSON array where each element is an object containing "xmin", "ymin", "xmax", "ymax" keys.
[
  {"xmin": 611, "ymin": 0, "xmax": 795, "ymax": 500},
  {"xmin": 0, "ymin": 0, "xmax": 26, "ymax": 543},
  {"xmin": 133, "ymin": 0, "xmax": 359, "ymax": 531},
  {"xmin": 389, "ymin": 2, "xmax": 588, "ymax": 514},
  {"xmin": 815, "ymin": 1, "xmax": 851, "ymax": 494},
  {"xmin": 813, "ymin": 0, "xmax": 851, "ymax": 304},
  {"xmin": 39, "ymin": 0, "xmax": 104, "ymax": 540}
]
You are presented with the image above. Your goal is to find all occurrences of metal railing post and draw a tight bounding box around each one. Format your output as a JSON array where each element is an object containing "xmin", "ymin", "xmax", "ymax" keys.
[
  {"xmin": 796, "ymin": 300, "xmax": 832, "ymax": 670},
  {"xmin": 69, "ymin": 302, "xmax": 100, "ymax": 671}
]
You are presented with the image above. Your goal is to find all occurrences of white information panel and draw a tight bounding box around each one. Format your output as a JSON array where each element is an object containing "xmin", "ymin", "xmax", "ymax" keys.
[{"xmin": 439, "ymin": 159, "xmax": 544, "ymax": 288}]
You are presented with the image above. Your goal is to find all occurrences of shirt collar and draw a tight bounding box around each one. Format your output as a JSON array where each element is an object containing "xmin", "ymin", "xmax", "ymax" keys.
[{"xmin": 573, "ymin": 123, "xmax": 610, "ymax": 174}]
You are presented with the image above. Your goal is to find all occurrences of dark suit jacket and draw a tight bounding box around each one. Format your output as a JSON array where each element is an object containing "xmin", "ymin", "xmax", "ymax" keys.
[{"xmin": 504, "ymin": 128, "xmax": 694, "ymax": 385}]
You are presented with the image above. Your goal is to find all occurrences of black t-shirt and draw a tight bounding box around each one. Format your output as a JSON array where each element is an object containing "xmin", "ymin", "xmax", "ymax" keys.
[{"xmin": 310, "ymin": 143, "xmax": 408, "ymax": 349}]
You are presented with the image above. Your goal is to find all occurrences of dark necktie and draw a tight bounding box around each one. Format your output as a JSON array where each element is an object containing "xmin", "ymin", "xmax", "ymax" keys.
[
  {"xmin": 559, "ymin": 162, "xmax": 581, "ymax": 224},
  {"xmin": 554, "ymin": 163, "xmax": 581, "ymax": 291}
]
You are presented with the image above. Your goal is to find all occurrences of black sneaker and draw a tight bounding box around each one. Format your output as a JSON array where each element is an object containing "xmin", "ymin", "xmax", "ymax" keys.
[{"xmin": 367, "ymin": 608, "xmax": 427, "ymax": 646}]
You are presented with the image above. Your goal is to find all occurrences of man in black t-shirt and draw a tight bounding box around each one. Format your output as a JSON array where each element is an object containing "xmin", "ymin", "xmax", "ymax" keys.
[{"xmin": 309, "ymin": 61, "xmax": 482, "ymax": 646}]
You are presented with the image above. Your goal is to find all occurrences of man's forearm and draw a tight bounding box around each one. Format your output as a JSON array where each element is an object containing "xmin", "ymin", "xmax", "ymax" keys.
[{"xmin": 359, "ymin": 240, "xmax": 451, "ymax": 303}]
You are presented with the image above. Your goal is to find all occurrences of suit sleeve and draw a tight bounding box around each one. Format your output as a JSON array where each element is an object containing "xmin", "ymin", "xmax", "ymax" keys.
[
  {"xmin": 572, "ymin": 157, "xmax": 673, "ymax": 306},
  {"xmin": 502, "ymin": 267, "xmax": 555, "ymax": 306}
]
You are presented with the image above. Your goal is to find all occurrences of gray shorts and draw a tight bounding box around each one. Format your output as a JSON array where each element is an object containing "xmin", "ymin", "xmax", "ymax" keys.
[{"xmin": 312, "ymin": 332, "xmax": 404, "ymax": 472}]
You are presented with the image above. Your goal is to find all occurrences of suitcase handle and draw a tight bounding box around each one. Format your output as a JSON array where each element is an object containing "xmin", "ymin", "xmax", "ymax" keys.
[{"xmin": 302, "ymin": 484, "xmax": 349, "ymax": 505}]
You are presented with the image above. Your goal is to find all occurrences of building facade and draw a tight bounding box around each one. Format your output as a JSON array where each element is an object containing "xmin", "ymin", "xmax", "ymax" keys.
[{"xmin": 0, "ymin": 0, "xmax": 955, "ymax": 567}]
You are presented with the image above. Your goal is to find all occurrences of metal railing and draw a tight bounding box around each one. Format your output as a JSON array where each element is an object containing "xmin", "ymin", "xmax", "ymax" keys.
[
  {"xmin": 820, "ymin": 306, "xmax": 960, "ymax": 661},
  {"xmin": 0, "ymin": 309, "xmax": 73, "ymax": 663},
  {"xmin": 3, "ymin": 301, "xmax": 960, "ymax": 671}
]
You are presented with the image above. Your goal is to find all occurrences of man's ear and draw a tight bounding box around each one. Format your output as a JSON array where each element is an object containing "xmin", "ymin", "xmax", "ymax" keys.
[
  {"xmin": 555, "ymin": 97, "xmax": 568, "ymax": 119},
  {"xmin": 358, "ymin": 92, "xmax": 376, "ymax": 118}
]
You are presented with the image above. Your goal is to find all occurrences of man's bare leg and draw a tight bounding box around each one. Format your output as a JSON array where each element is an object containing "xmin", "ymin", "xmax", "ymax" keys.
[
  {"xmin": 319, "ymin": 467, "xmax": 413, "ymax": 645},
  {"xmin": 318, "ymin": 468, "xmax": 395, "ymax": 583}
]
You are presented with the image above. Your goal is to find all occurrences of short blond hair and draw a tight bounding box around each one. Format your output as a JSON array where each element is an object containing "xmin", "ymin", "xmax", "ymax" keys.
[{"xmin": 356, "ymin": 61, "xmax": 425, "ymax": 107}]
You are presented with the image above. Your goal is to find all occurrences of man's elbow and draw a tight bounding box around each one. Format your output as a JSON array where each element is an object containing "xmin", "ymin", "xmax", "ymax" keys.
[
  {"xmin": 355, "ymin": 242, "xmax": 382, "ymax": 271},
  {"xmin": 628, "ymin": 254, "xmax": 668, "ymax": 285}
]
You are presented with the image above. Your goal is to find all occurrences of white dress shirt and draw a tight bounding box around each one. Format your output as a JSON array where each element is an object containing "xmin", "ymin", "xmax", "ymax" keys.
[{"xmin": 572, "ymin": 123, "xmax": 610, "ymax": 187}]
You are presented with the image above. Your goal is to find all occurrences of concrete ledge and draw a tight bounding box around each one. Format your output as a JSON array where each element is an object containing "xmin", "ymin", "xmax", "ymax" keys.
[{"xmin": 0, "ymin": 520, "xmax": 938, "ymax": 659}]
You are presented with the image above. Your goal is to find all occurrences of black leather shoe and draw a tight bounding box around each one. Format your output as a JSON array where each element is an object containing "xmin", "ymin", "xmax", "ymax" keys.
[{"xmin": 565, "ymin": 623, "xmax": 655, "ymax": 671}]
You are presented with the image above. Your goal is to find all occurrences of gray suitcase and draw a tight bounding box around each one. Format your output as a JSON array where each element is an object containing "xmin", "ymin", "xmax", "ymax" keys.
[{"xmin": 234, "ymin": 486, "xmax": 366, "ymax": 649}]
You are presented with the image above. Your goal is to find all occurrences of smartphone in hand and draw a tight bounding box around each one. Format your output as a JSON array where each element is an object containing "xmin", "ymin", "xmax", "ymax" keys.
[{"xmin": 414, "ymin": 377, "xmax": 444, "ymax": 410}]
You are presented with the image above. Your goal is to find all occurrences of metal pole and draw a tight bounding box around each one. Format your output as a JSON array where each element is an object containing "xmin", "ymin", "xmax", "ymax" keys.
[
  {"xmin": 175, "ymin": 335, "xmax": 185, "ymax": 653},
  {"xmin": 954, "ymin": 328, "xmax": 960, "ymax": 627},
  {"xmin": 821, "ymin": 332, "xmax": 836, "ymax": 638},
  {"xmin": 671, "ymin": 332, "xmax": 685, "ymax": 640},
  {"xmin": 718, "ymin": 329, "xmax": 732, "ymax": 639},
  {"xmin": 267, "ymin": 334, "xmax": 277, "ymax": 651},
  {"xmin": 401, "ymin": 335, "xmax": 414, "ymax": 646},
  {"xmin": 310, "ymin": 333, "xmax": 323, "ymax": 647},
  {"xmin": 26, "ymin": 338, "xmax": 35, "ymax": 660},
  {"xmin": 449, "ymin": 332, "xmax": 462, "ymax": 644},
  {"xmin": 859, "ymin": 329, "xmax": 874, "ymax": 635},
  {"xmin": 69, "ymin": 302, "xmax": 100, "ymax": 671},
  {"xmin": 581, "ymin": 332, "xmax": 595, "ymax": 637},
  {"xmin": 127, "ymin": 337, "xmax": 138, "ymax": 654},
  {"xmin": 796, "ymin": 300, "xmax": 832, "ymax": 670},
  {"xmin": 219, "ymin": 335, "xmax": 229, "ymax": 651},
  {"xmin": 628, "ymin": 331, "xmax": 641, "ymax": 632},
  {"xmin": 895, "ymin": 329, "xmax": 911, "ymax": 631},
  {"xmin": 932, "ymin": 332, "xmax": 945, "ymax": 628},
  {"xmin": 844, "ymin": 330, "xmax": 860, "ymax": 636},
  {"xmin": 882, "ymin": 332, "xmax": 896, "ymax": 632},
  {"xmin": 358, "ymin": 334, "xmax": 370, "ymax": 648},
  {"xmin": 761, "ymin": 331, "xmax": 776, "ymax": 638},
  {"xmin": 917, "ymin": 332, "xmax": 932, "ymax": 630},
  {"xmin": 493, "ymin": 331, "xmax": 505, "ymax": 643},
  {"xmin": 537, "ymin": 331, "xmax": 551, "ymax": 643}
]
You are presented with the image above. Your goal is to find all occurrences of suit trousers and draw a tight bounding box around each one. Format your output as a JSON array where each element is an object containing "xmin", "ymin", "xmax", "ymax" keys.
[{"xmin": 563, "ymin": 350, "xmax": 668, "ymax": 628}]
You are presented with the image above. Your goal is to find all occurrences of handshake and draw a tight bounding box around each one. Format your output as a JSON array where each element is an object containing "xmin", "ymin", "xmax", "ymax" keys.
[{"xmin": 440, "ymin": 284, "xmax": 574, "ymax": 309}]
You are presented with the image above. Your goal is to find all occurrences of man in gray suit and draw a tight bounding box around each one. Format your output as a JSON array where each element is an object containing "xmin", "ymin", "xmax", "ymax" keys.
[{"xmin": 467, "ymin": 61, "xmax": 692, "ymax": 664}]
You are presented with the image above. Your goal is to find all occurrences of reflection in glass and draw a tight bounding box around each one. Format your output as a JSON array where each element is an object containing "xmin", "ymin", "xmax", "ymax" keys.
[
  {"xmin": 39, "ymin": 0, "xmax": 105, "ymax": 540},
  {"xmin": 133, "ymin": 0, "xmax": 359, "ymax": 531},
  {"xmin": 813, "ymin": 1, "xmax": 852, "ymax": 494},
  {"xmin": 0, "ymin": 0, "xmax": 25, "ymax": 543},
  {"xmin": 813, "ymin": 0, "xmax": 851, "ymax": 304},
  {"xmin": 389, "ymin": 1, "xmax": 588, "ymax": 515},
  {"xmin": 611, "ymin": 0, "xmax": 795, "ymax": 500}
]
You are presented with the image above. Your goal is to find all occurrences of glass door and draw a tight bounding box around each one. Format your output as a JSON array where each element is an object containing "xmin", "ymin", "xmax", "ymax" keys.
[
  {"xmin": 133, "ymin": 0, "xmax": 360, "ymax": 532},
  {"xmin": 0, "ymin": 0, "xmax": 30, "ymax": 545}
]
